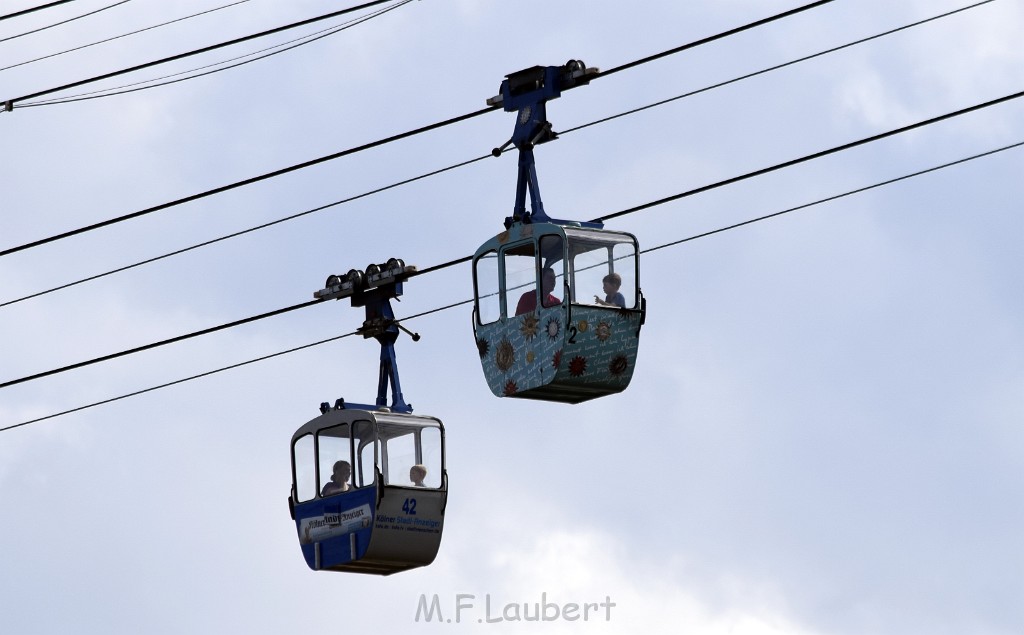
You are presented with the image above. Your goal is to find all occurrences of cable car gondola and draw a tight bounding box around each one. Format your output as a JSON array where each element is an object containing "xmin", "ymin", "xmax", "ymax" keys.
[
  {"xmin": 288, "ymin": 259, "xmax": 448, "ymax": 575},
  {"xmin": 472, "ymin": 62, "xmax": 646, "ymax": 404}
]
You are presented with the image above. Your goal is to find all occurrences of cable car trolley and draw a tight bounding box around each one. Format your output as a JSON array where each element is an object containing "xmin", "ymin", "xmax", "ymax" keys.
[
  {"xmin": 289, "ymin": 259, "xmax": 447, "ymax": 575},
  {"xmin": 473, "ymin": 62, "xmax": 646, "ymax": 404}
]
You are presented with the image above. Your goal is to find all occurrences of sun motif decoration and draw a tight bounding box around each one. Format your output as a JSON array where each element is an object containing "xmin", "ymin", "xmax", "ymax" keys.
[
  {"xmin": 503, "ymin": 380, "xmax": 518, "ymax": 396},
  {"xmin": 609, "ymin": 354, "xmax": 629, "ymax": 376},
  {"xmin": 519, "ymin": 313, "xmax": 539, "ymax": 341},
  {"xmin": 595, "ymin": 321, "xmax": 612, "ymax": 342},
  {"xmin": 568, "ymin": 355, "xmax": 587, "ymax": 377},
  {"xmin": 552, "ymin": 349, "xmax": 563, "ymax": 369},
  {"xmin": 526, "ymin": 350, "xmax": 536, "ymax": 364},
  {"xmin": 476, "ymin": 337, "xmax": 489, "ymax": 359},
  {"xmin": 495, "ymin": 339, "xmax": 515, "ymax": 372},
  {"xmin": 545, "ymin": 317, "xmax": 561, "ymax": 341},
  {"xmin": 577, "ymin": 319, "xmax": 589, "ymax": 333}
]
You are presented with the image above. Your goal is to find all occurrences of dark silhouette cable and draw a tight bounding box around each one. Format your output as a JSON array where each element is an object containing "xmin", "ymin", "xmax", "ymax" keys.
[
  {"xmin": 0, "ymin": 331, "xmax": 359, "ymax": 432},
  {"xmin": 1, "ymin": 0, "xmax": 840, "ymax": 254},
  {"xmin": 2, "ymin": 0, "xmax": 399, "ymax": 108},
  {"xmin": 0, "ymin": 299, "xmax": 323, "ymax": 389},
  {"xmin": 592, "ymin": 89, "xmax": 1024, "ymax": 223},
  {"xmin": 1, "ymin": 154, "xmax": 490, "ymax": 308},
  {"xmin": 4, "ymin": 91, "xmax": 1020, "ymax": 393},
  {"xmin": 598, "ymin": 0, "xmax": 836, "ymax": 78},
  {"xmin": 0, "ymin": 1, "xmax": 130, "ymax": 44},
  {"xmin": 2, "ymin": 0, "xmax": 994, "ymax": 306},
  {"xmin": 0, "ymin": 1, "xmax": 74, "ymax": 22},
  {"xmin": 0, "ymin": 106, "xmax": 496, "ymax": 258},
  {"xmin": 561, "ymin": 0, "xmax": 998, "ymax": 137},
  {"xmin": 5, "ymin": 137, "xmax": 1021, "ymax": 432},
  {"xmin": 19, "ymin": 0, "xmax": 413, "ymax": 107},
  {"xmin": 0, "ymin": 0, "xmax": 252, "ymax": 73}
]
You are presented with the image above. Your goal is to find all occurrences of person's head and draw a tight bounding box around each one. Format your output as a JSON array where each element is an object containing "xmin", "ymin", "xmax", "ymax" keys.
[
  {"xmin": 541, "ymin": 267, "xmax": 557, "ymax": 294},
  {"xmin": 332, "ymin": 460, "xmax": 351, "ymax": 483},
  {"xmin": 410, "ymin": 464, "xmax": 427, "ymax": 486},
  {"xmin": 602, "ymin": 272, "xmax": 622, "ymax": 295}
]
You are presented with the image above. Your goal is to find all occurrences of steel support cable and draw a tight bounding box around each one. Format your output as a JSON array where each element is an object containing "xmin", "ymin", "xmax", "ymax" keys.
[
  {"xmin": 0, "ymin": 106, "xmax": 497, "ymax": 257},
  {"xmin": 562, "ymin": 0, "xmax": 998, "ymax": 137},
  {"xmin": 0, "ymin": 154, "xmax": 491, "ymax": 308},
  {"xmin": 4, "ymin": 90, "xmax": 1019, "ymax": 395},
  {"xmin": 0, "ymin": 299, "xmax": 323, "ymax": 390},
  {"xmin": 0, "ymin": 1, "xmax": 74, "ymax": 23},
  {"xmin": 593, "ymin": 89, "xmax": 1024, "ymax": 223},
  {"xmin": 0, "ymin": 0, "xmax": 995, "ymax": 305},
  {"xmin": 0, "ymin": 331, "xmax": 360, "ymax": 432},
  {"xmin": 4, "ymin": 139, "xmax": 1021, "ymax": 433},
  {"xmin": 0, "ymin": 0, "xmax": 838, "ymax": 253},
  {"xmin": 0, "ymin": 1, "xmax": 252, "ymax": 74},
  {"xmin": 0, "ymin": 1, "xmax": 130, "ymax": 45},
  {"xmin": 1, "ymin": 0, "xmax": 399, "ymax": 109},
  {"xmin": 17, "ymin": 0, "xmax": 414, "ymax": 107},
  {"xmin": 597, "ymin": 0, "xmax": 836, "ymax": 78}
]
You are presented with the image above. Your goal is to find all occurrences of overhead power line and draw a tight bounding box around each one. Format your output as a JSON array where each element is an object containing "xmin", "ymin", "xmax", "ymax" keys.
[
  {"xmin": 0, "ymin": 156, "xmax": 495, "ymax": 309},
  {"xmin": 0, "ymin": 1, "xmax": 74, "ymax": 23},
  {"xmin": 1, "ymin": 0, "xmax": 401, "ymax": 109},
  {"xmin": 0, "ymin": 0, "xmax": 995, "ymax": 307},
  {"xmin": 3, "ymin": 139, "xmax": 1021, "ymax": 433},
  {"xmin": 19, "ymin": 0, "xmax": 414, "ymax": 107},
  {"xmin": 0, "ymin": 1, "xmax": 130, "ymax": 44},
  {"xmin": 0, "ymin": 0, "xmax": 252, "ymax": 73},
  {"xmin": 2, "ymin": 90, "xmax": 1021, "ymax": 391},
  {"xmin": 0, "ymin": 106, "xmax": 495, "ymax": 257},
  {"xmin": 593, "ymin": 89, "xmax": 1024, "ymax": 223},
  {"xmin": 0, "ymin": 0, "xmax": 842, "ymax": 254}
]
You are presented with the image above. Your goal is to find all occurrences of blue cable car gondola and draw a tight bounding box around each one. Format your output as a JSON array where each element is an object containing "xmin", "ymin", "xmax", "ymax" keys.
[
  {"xmin": 288, "ymin": 259, "xmax": 448, "ymax": 575},
  {"xmin": 472, "ymin": 62, "xmax": 646, "ymax": 403}
]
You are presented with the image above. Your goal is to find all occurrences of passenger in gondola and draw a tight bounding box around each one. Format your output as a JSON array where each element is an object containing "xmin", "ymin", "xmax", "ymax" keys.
[
  {"xmin": 410, "ymin": 464, "xmax": 427, "ymax": 487},
  {"xmin": 321, "ymin": 460, "xmax": 353, "ymax": 496},
  {"xmin": 594, "ymin": 272, "xmax": 626, "ymax": 308},
  {"xmin": 516, "ymin": 267, "xmax": 561, "ymax": 315}
]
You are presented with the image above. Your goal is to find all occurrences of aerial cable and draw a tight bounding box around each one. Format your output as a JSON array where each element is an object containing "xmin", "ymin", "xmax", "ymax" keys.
[
  {"xmin": 0, "ymin": 0, "xmax": 839, "ymax": 253},
  {"xmin": 1, "ymin": 0, "xmax": 994, "ymax": 305},
  {"xmin": 0, "ymin": 0, "xmax": 253, "ymax": 74},
  {"xmin": 0, "ymin": 154, "xmax": 491, "ymax": 308},
  {"xmin": 18, "ymin": 0, "xmax": 415, "ymax": 107},
  {"xmin": 0, "ymin": 1, "xmax": 74, "ymax": 23},
  {"xmin": 3, "ymin": 138, "xmax": 1021, "ymax": 433},
  {"xmin": 0, "ymin": 105, "xmax": 495, "ymax": 258},
  {"xmin": 3, "ymin": 88, "xmax": 1021, "ymax": 391},
  {"xmin": 1, "ymin": 0, "xmax": 403, "ymax": 109},
  {"xmin": 0, "ymin": 298, "xmax": 323, "ymax": 390},
  {"xmin": 561, "ymin": 0, "xmax": 999, "ymax": 137},
  {"xmin": 0, "ymin": 1, "xmax": 130, "ymax": 45},
  {"xmin": 597, "ymin": 0, "xmax": 835, "ymax": 79},
  {"xmin": 592, "ymin": 88, "xmax": 1024, "ymax": 223},
  {"xmin": 0, "ymin": 331, "xmax": 360, "ymax": 433},
  {"xmin": 637, "ymin": 140, "xmax": 1024, "ymax": 255}
]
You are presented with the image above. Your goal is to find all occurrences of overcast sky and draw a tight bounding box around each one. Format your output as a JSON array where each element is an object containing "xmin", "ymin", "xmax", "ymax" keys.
[{"xmin": 1, "ymin": 0, "xmax": 1022, "ymax": 633}]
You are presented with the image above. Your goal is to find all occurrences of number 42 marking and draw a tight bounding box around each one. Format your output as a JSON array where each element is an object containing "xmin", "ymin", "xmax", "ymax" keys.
[{"xmin": 402, "ymin": 498, "xmax": 417, "ymax": 515}]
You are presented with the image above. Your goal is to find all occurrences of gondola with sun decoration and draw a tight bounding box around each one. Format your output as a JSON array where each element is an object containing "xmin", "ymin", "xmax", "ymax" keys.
[{"xmin": 472, "ymin": 62, "xmax": 646, "ymax": 404}]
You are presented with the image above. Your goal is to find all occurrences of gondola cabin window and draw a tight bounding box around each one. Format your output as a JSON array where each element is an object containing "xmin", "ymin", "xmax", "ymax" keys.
[
  {"xmin": 475, "ymin": 250, "xmax": 500, "ymax": 325},
  {"xmin": 566, "ymin": 228, "xmax": 638, "ymax": 309},
  {"xmin": 378, "ymin": 419, "xmax": 443, "ymax": 489},
  {"xmin": 503, "ymin": 242, "xmax": 537, "ymax": 317},
  {"xmin": 351, "ymin": 420, "xmax": 378, "ymax": 488},
  {"xmin": 317, "ymin": 423, "xmax": 352, "ymax": 496},
  {"xmin": 292, "ymin": 433, "xmax": 316, "ymax": 503}
]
